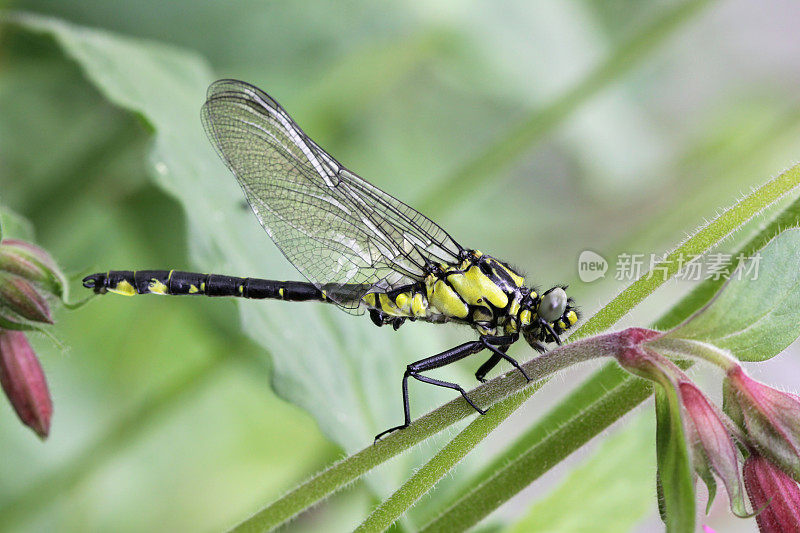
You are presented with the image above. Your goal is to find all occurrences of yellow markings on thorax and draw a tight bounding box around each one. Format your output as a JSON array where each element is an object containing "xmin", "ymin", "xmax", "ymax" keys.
[
  {"xmin": 411, "ymin": 293, "xmax": 427, "ymax": 317},
  {"xmin": 395, "ymin": 292, "xmax": 409, "ymax": 310},
  {"xmin": 378, "ymin": 293, "xmax": 399, "ymax": 313},
  {"xmin": 363, "ymin": 293, "xmax": 377, "ymax": 307},
  {"xmin": 505, "ymin": 316, "xmax": 519, "ymax": 334},
  {"xmin": 109, "ymin": 279, "xmax": 136, "ymax": 296},
  {"xmin": 472, "ymin": 307, "xmax": 492, "ymax": 323},
  {"xmin": 380, "ymin": 293, "xmax": 412, "ymax": 317},
  {"xmin": 520, "ymin": 309, "xmax": 532, "ymax": 326},
  {"xmin": 427, "ymin": 276, "xmax": 469, "ymax": 319},
  {"xmin": 448, "ymin": 265, "xmax": 508, "ymax": 309},
  {"xmin": 486, "ymin": 257, "xmax": 525, "ymax": 287}
]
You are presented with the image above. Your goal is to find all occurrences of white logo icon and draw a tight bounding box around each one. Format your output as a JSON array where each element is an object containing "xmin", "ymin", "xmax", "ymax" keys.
[{"xmin": 578, "ymin": 250, "xmax": 607, "ymax": 283}]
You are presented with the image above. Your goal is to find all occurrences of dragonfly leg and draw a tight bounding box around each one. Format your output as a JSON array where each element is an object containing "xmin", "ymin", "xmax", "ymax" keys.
[
  {"xmin": 374, "ymin": 340, "xmax": 485, "ymax": 442},
  {"xmin": 479, "ymin": 336, "xmax": 531, "ymax": 382},
  {"xmin": 539, "ymin": 319, "xmax": 562, "ymax": 345},
  {"xmin": 475, "ymin": 348, "xmax": 506, "ymax": 383}
]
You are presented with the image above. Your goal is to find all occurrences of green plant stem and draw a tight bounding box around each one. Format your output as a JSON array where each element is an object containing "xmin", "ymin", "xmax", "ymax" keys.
[
  {"xmin": 418, "ymin": 0, "xmax": 714, "ymax": 216},
  {"xmin": 573, "ymin": 163, "xmax": 800, "ymax": 340},
  {"xmin": 229, "ymin": 334, "xmax": 616, "ymax": 533},
  {"xmin": 419, "ymin": 175, "xmax": 800, "ymax": 532},
  {"xmin": 648, "ymin": 337, "xmax": 739, "ymax": 372},
  {"xmin": 419, "ymin": 374, "xmax": 653, "ymax": 532},
  {"xmin": 655, "ymin": 194, "xmax": 800, "ymax": 330},
  {"xmin": 353, "ymin": 387, "xmax": 541, "ymax": 533}
]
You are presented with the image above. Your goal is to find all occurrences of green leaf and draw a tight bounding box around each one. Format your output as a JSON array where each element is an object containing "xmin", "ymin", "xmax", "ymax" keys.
[
  {"xmin": 573, "ymin": 163, "xmax": 800, "ymax": 343},
  {"xmin": 507, "ymin": 414, "xmax": 655, "ymax": 533},
  {"xmin": 653, "ymin": 386, "xmax": 695, "ymax": 533},
  {"xmin": 653, "ymin": 195, "xmax": 800, "ymax": 331},
  {"xmin": 665, "ymin": 228, "xmax": 800, "ymax": 361},
  {"xmin": 1, "ymin": 11, "xmax": 446, "ymax": 456}
]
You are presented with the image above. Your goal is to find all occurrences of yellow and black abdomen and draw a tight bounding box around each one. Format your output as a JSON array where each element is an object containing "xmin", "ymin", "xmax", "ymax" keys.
[{"xmin": 83, "ymin": 270, "xmax": 325, "ymax": 302}]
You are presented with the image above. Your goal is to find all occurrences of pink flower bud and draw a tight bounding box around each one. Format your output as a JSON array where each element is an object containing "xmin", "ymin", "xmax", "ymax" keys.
[
  {"xmin": 615, "ymin": 338, "xmax": 748, "ymax": 515},
  {"xmin": 679, "ymin": 380, "xmax": 748, "ymax": 516},
  {"xmin": 725, "ymin": 366, "xmax": 800, "ymax": 482},
  {"xmin": 0, "ymin": 272, "xmax": 52, "ymax": 324},
  {"xmin": 0, "ymin": 239, "xmax": 65, "ymax": 298},
  {"xmin": 744, "ymin": 453, "xmax": 800, "ymax": 532},
  {"xmin": 0, "ymin": 329, "xmax": 52, "ymax": 438}
]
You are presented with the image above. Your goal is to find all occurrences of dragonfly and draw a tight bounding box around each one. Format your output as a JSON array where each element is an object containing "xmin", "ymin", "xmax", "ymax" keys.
[{"xmin": 83, "ymin": 79, "xmax": 579, "ymax": 441}]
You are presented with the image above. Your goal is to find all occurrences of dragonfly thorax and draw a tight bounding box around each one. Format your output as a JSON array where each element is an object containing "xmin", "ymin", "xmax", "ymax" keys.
[{"xmin": 361, "ymin": 250, "xmax": 578, "ymax": 344}]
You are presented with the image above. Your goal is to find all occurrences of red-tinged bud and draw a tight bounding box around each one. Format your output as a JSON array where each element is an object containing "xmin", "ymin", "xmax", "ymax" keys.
[
  {"xmin": 609, "ymin": 328, "xmax": 666, "ymax": 380},
  {"xmin": 616, "ymin": 341, "xmax": 748, "ymax": 516},
  {"xmin": 679, "ymin": 380, "xmax": 748, "ymax": 516},
  {"xmin": 0, "ymin": 239, "xmax": 66, "ymax": 298},
  {"xmin": 744, "ymin": 453, "xmax": 800, "ymax": 532},
  {"xmin": 0, "ymin": 248, "xmax": 47, "ymax": 283},
  {"xmin": 0, "ymin": 272, "xmax": 52, "ymax": 324},
  {"xmin": 725, "ymin": 366, "xmax": 800, "ymax": 482},
  {"xmin": 0, "ymin": 329, "xmax": 52, "ymax": 438}
]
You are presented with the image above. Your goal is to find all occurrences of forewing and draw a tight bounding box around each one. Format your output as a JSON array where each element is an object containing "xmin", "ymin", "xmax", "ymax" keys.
[{"xmin": 201, "ymin": 80, "xmax": 462, "ymax": 311}]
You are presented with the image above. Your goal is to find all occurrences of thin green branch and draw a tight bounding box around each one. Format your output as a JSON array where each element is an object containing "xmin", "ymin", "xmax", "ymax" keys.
[
  {"xmin": 573, "ymin": 163, "xmax": 800, "ymax": 340},
  {"xmin": 230, "ymin": 334, "xmax": 614, "ymax": 532},
  {"xmin": 419, "ymin": 375, "xmax": 652, "ymax": 532},
  {"xmin": 353, "ymin": 387, "xmax": 541, "ymax": 533},
  {"xmin": 419, "ymin": 0, "xmax": 714, "ymax": 215}
]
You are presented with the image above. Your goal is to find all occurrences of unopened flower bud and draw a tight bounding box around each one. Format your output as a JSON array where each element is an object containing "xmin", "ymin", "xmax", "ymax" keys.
[
  {"xmin": 0, "ymin": 239, "xmax": 65, "ymax": 298},
  {"xmin": 0, "ymin": 329, "xmax": 52, "ymax": 438},
  {"xmin": 615, "ymin": 336, "xmax": 748, "ymax": 516},
  {"xmin": 0, "ymin": 272, "xmax": 52, "ymax": 324},
  {"xmin": 725, "ymin": 366, "xmax": 800, "ymax": 482},
  {"xmin": 744, "ymin": 453, "xmax": 800, "ymax": 532}
]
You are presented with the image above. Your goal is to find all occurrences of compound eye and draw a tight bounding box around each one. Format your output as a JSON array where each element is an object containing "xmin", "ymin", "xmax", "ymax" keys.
[{"xmin": 538, "ymin": 287, "xmax": 567, "ymax": 323}]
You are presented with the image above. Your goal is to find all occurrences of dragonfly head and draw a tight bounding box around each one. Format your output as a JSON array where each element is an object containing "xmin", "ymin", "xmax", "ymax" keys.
[{"xmin": 520, "ymin": 286, "xmax": 579, "ymax": 347}]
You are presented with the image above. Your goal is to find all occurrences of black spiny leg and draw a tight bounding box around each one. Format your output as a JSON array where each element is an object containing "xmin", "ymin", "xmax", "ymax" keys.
[
  {"xmin": 374, "ymin": 340, "xmax": 487, "ymax": 442},
  {"xmin": 481, "ymin": 335, "xmax": 532, "ymax": 382},
  {"xmin": 475, "ymin": 350, "xmax": 504, "ymax": 383},
  {"xmin": 540, "ymin": 319, "xmax": 562, "ymax": 345},
  {"xmin": 529, "ymin": 340, "xmax": 548, "ymax": 354}
]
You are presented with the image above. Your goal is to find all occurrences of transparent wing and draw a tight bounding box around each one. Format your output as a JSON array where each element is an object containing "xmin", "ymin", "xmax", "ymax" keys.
[{"xmin": 201, "ymin": 79, "xmax": 463, "ymax": 312}]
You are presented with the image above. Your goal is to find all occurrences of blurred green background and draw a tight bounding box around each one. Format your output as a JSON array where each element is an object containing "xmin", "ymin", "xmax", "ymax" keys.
[{"xmin": 1, "ymin": 1, "xmax": 799, "ymax": 531}]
